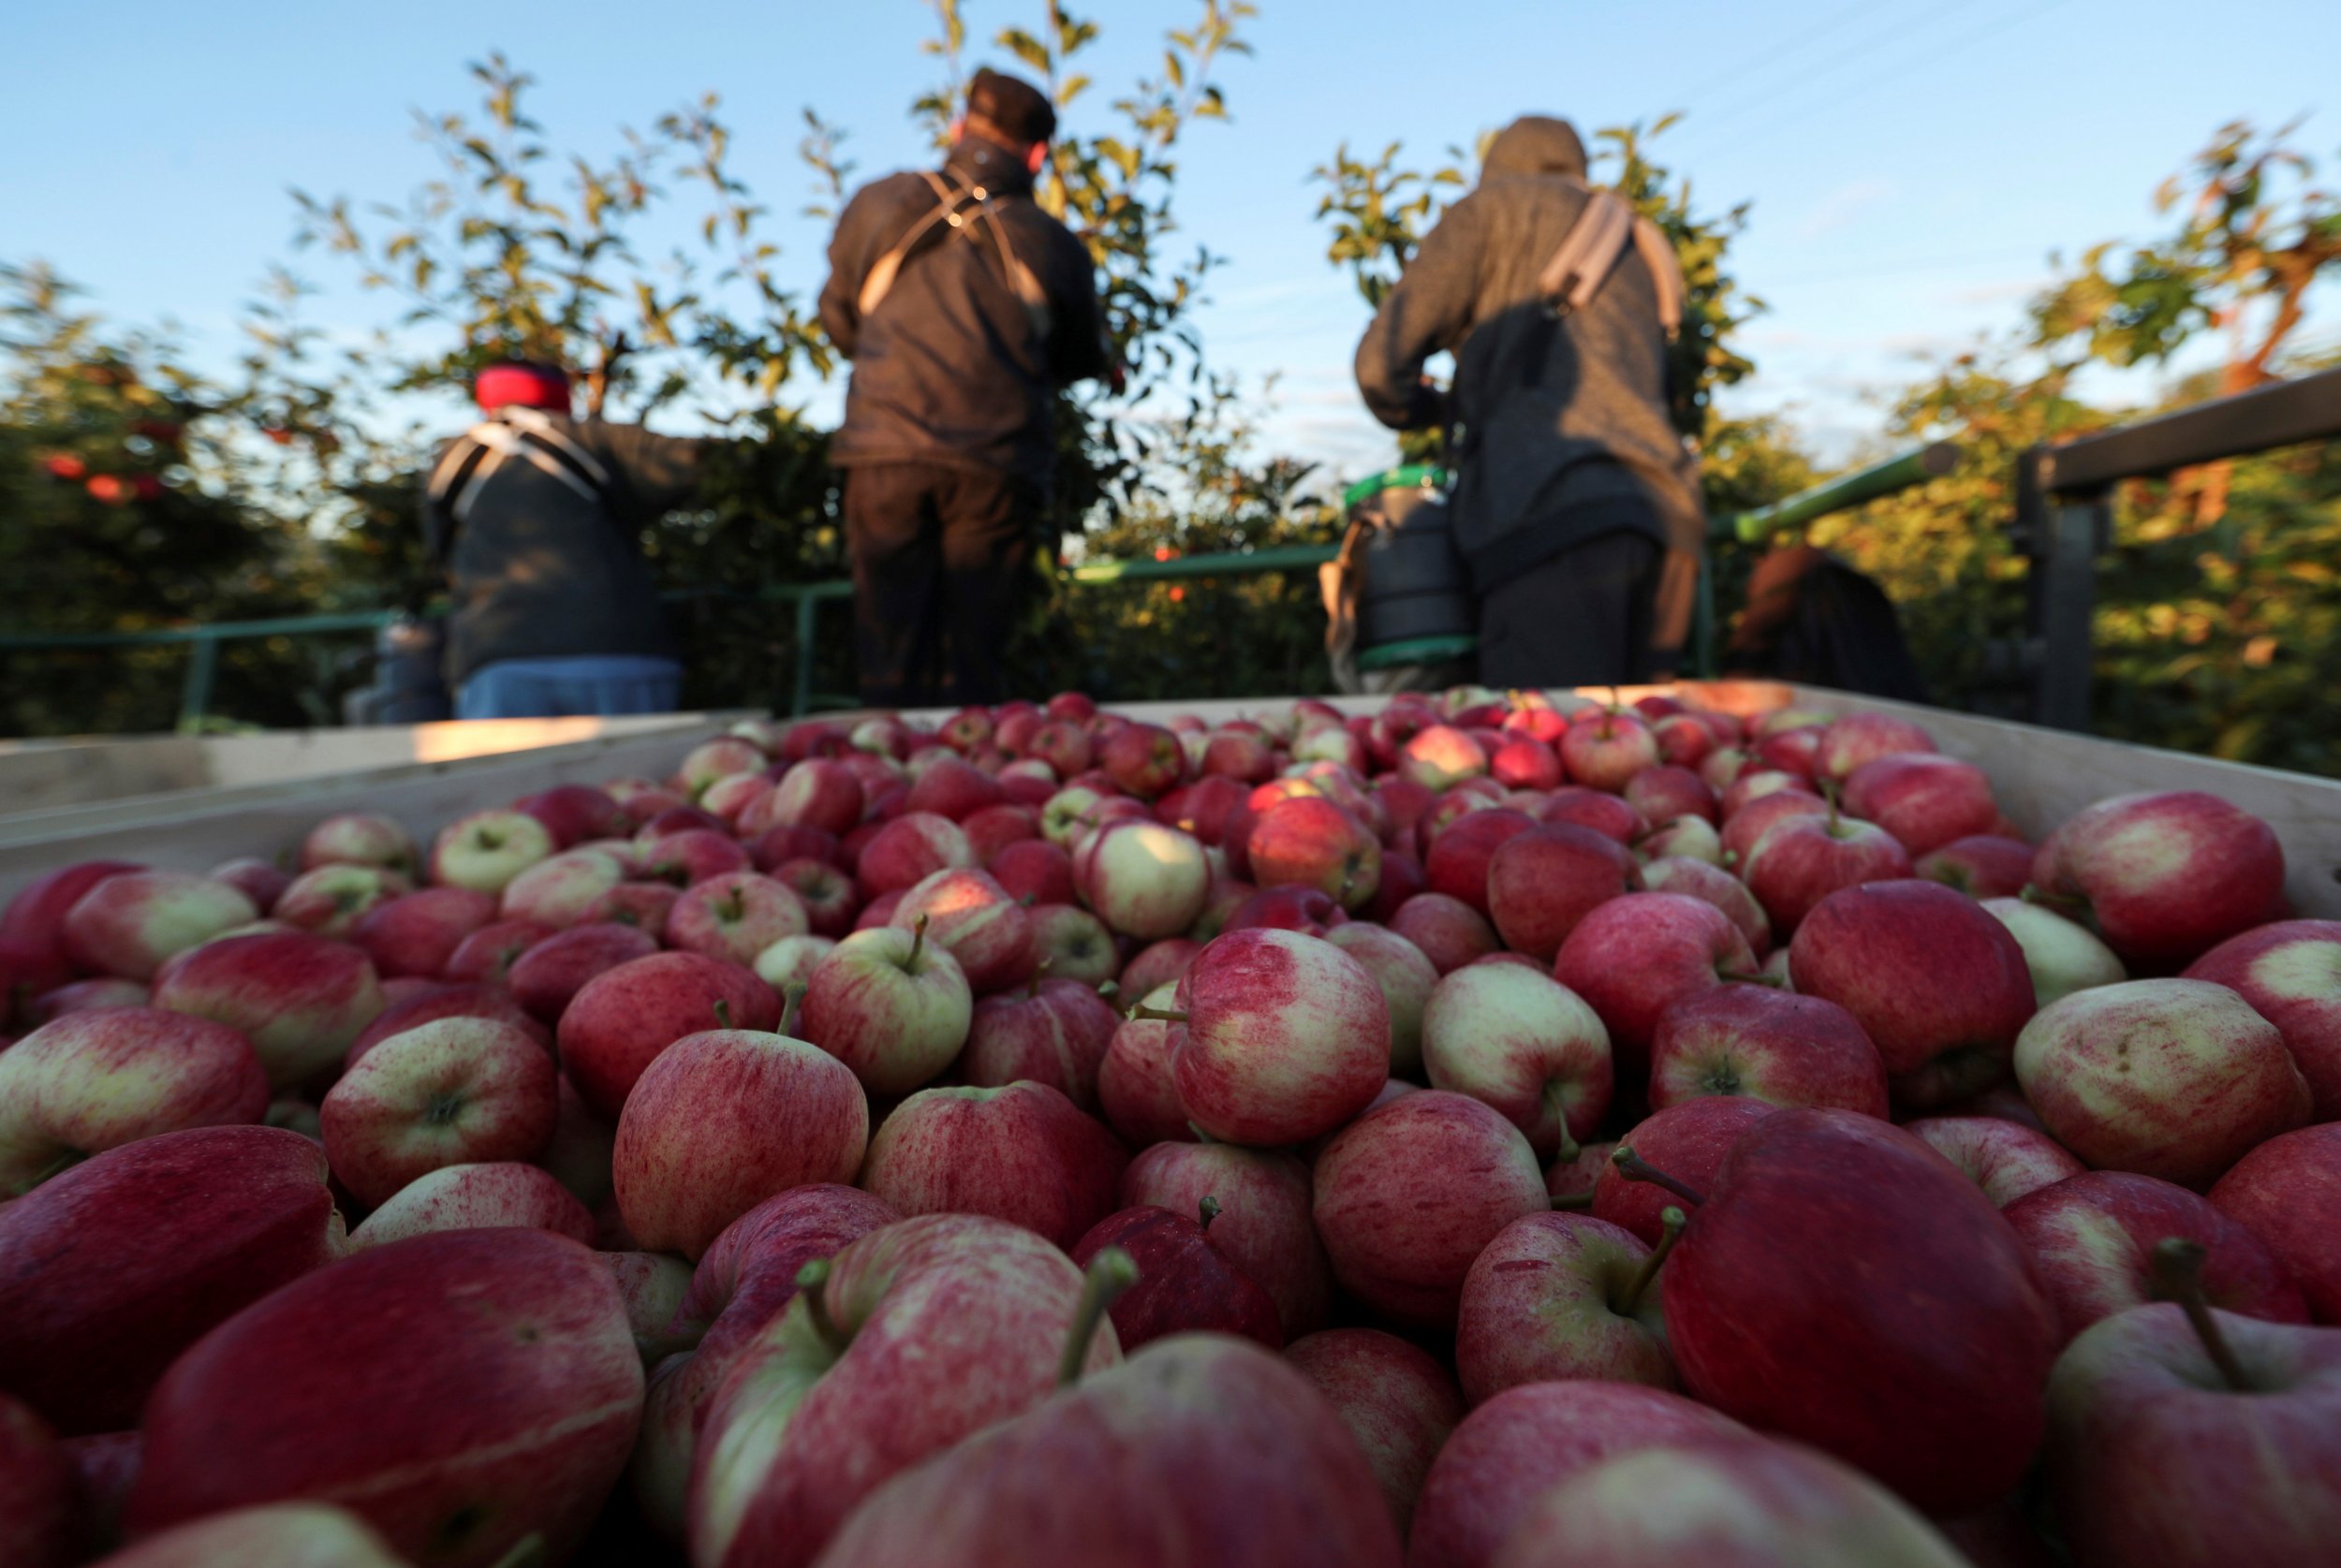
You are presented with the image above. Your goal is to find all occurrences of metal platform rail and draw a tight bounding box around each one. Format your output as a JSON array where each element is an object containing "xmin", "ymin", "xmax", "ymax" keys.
[{"xmin": 2017, "ymin": 364, "xmax": 2341, "ymax": 732}]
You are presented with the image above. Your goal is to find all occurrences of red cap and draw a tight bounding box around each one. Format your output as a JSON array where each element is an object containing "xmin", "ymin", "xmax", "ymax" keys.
[{"xmin": 475, "ymin": 363, "xmax": 571, "ymax": 413}]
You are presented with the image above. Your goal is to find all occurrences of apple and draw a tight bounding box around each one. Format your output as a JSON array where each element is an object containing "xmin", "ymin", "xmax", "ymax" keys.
[
  {"xmin": 858, "ymin": 1080, "xmax": 1125, "ymax": 1250},
  {"xmin": 1069, "ymin": 1200, "xmax": 1280, "ymax": 1350},
  {"xmin": 0, "ymin": 1125, "xmax": 344, "ymax": 1434},
  {"xmin": 319, "ymin": 1016, "xmax": 556, "ymax": 1207},
  {"xmin": 957, "ymin": 975, "xmax": 1119, "ymax": 1111},
  {"xmin": 206, "ymin": 857, "xmax": 291, "ymax": 916},
  {"xmin": 1716, "ymin": 783, "xmax": 1827, "ymax": 865},
  {"xmin": 424, "ymin": 808, "xmax": 553, "ymax": 895},
  {"xmin": 2185, "ymin": 919, "xmax": 2341, "ymax": 1120},
  {"xmin": 1634, "ymin": 856, "xmax": 1772, "ymax": 954},
  {"xmin": 127, "ymin": 1226, "xmax": 638, "ymax": 1564},
  {"xmin": 1072, "ymin": 819, "xmax": 1212, "ymax": 941},
  {"xmin": 1027, "ymin": 718, "xmax": 1094, "ymax": 780},
  {"xmin": 1096, "ymin": 1004, "xmax": 1190, "ymax": 1147},
  {"xmin": 1220, "ymin": 884, "xmax": 1347, "ymax": 938},
  {"xmin": 1841, "ymin": 753, "xmax": 1998, "ymax": 857},
  {"xmin": 1421, "ymin": 961, "xmax": 1612, "ymax": 1159},
  {"xmin": 1648, "ymin": 985, "xmax": 1889, "ymax": 1118},
  {"xmin": 614, "ymin": 1029, "xmax": 867, "ymax": 1260},
  {"xmin": 441, "ymin": 916, "xmax": 553, "ymax": 982},
  {"xmin": 514, "ymin": 783, "xmax": 632, "ymax": 848},
  {"xmin": 346, "ymin": 1157, "xmax": 596, "ymax": 1248},
  {"xmin": 1741, "ymin": 808, "xmax": 1915, "ymax": 933},
  {"xmin": 2015, "ymin": 978, "xmax": 2310, "ymax": 1190},
  {"xmin": 1975, "ymin": 894, "xmax": 2128, "ymax": 1011},
  {"xmin": 60, "ymin": 872, "xmax": 258, "ymax": 981},
  {"xmin": 508, "ymin": 920, "xmax": 659, "ymax": 1022},
  {"xmin": 903, "ymin": 757, "xmax": 1003, "ymax": 822},
  {"xmin": 1401, "ymin": 725, "xmax": 1488, "ymax": 791},
  {"xmin": 658, "ymin": 872, "xmax": 806, "ymax": 969},
  {"xmin": 1024, "ymin": 902, "xmax": 1119, "ymax": 988},
  {"xmin": 685, "ymin": 1213, "xmax": 1122, "ymax": 1568},
  {"xmin": 1592, "ymin": 1096, "xmax": 1774, "ymax": 1246},
  {"xmin": 1789, "ymin": 879, "xmax": 2036, "ymax": 1108},
  {"xmin": 1246, "ymin": 796, "xmax": 1382, "ymax": 911},
  {"xmin": 631, "ymin": 1185, "xmax": 897, "ymax": 1537},
  {"xmin": 640, "ymin": 829, "xmax": 751, "ymax": 890},
  {"xmin": 493, "ymin": 846, "xmax": 625, "ymax": 930},
  {"xmin": 1810, "ymin": 710, "xmax": 1935, "ymax": 777},
  {"xmin": 1422, "ymin": 808, "xmax": 1536, "ymax": 916},
  {"xmin": 1559, "ymin": 710, "xmax": 1658, "ymax": 792},
  {"xmin": 1200, "ymin": 727, "xmax": 1277, "ymax": 784},
  {"xmin": 1914, "ymin": 832, "xmax": 2037, "ymax": 899},
  {"xmin": 1120, "ymin": 1139, "xmax": 1329, "ymax": 1339},
  {"xmin": 1553, "ymin": 893, "xmax": 1759, "ymax": 1074},
  {"xmin": 1903, "ymin": 1115, "xmax": 2084, "ymax": 1208},
  {"xmin": 1647, "ymin": 1108, "xmax": 2056, "ymax": 1514},
  {"xmin": 1637, "ymin": 813, "xmax": 1724, "ymax": 865},
  {"xmin": 1493, "ymin": 1436, "xmax": 1974, "ymax": 1568},
  {"xmin": 266, "ymin": 864, "xmax": 407, "ymax": 939},
  {"xmin": 1623, "ymin": 764, "xmax": 1717, "ymax": 828},
  {"xmin": 849, "ymin": 813, "xmax": 970, "ymax": 900},
  {"xmin": 100, "ymin": 1503, "xmax": 412, "ymax": 1568},
  {"xmin": 810, "ymin": 1334, "xmax": 1402, "ymax": 1568},
  {"xmin": 1408, "ymin": 1381, "xmax": 1747, "ymax": 1568},
  {"xmin": 1490, "ymin": 737, "xmax": 1562, "ymax": 791},
  {"xmin": 1455, "ymin": 1211, "xmax": 1677, "ymax": 1403},
  {"xmin": 346, "ymin": 980, "xmax": 546, "ymax": 1062},
  {"xmin": 891, "ymin": 868, "xmax": 1033, "ymax": 992},
  {"xmin": 1480, "ymin": 823, "xmax": 1635, "ymax": 963},
  {"xmin": 558, "ymin": 952, "xmax": 780, "ymax": 1120},
  {"xmin": 2210, "ymin": 1124, "xmax": 2341, "ymax": 1324},
  {"xmin": 2031, "ymin": 790, "xmax": 2287, "ymax": 969},
  {"xmin": 1700, "ymin": 745, "xmax": 1750, "ymax": 791},
  {"xmin": 1753, "ymin": 725, "xmax": 1825, "ymax": 779},
  {"xmin": 1389, "ymin": 891, "xmax": 1500, "ymax": 974},
  {"xmin": 1313, "ymin": 1091, "xmax": 1548, "ymax": 1328},
  {"xmin": 1116, "ymin": 935, "xmax": 1196, "ymax": 1002},
  {"xmin": 798, "ymin": 922, "xmax": 971, "ymax": 1097},
  {"xmin": 1170, "ymin": 928, "xmax": 1388, "ymax": 1147},
  {"xmin": 753, "ymin": 933, "xmax": 837, "ymax": 994},
  {"xmin": 2005, "ymin": 1169, "xmax": 2306, "ymax": 1347},
  {"xmin": 1098, "ymin": 721, "xmax": 1185, "ymax": 799},
  {"xmin": 1284, "ymin": 1328, "xmax": 1462, "ymax": 1536},
  {"xmin": 987, "ymin": 838, "xmax": 1075, "ymax": 908},
  {"xmin": 755, "ymin": 759, "xmax": 863, "ymax": 839},
  {"xmin": 349, "ymin": 887, "xmax": 494, "ymax": 978},
  {"xmin": 301, "ymin": 813, "xmax": 416, "ymax": 876},
  {"xmin": 681, "ymin": 736, "xmax": 766, "ymax": 796},
  {"xmin": 151, "ymin": 931, "xmax": 385, "ymax": 1089},
  {"xmin": 2045, "ymin": 1247, "xmax": 2341, "ymax": 1568},
  {"xmin": 26, "ymin": 975, "xmax": 148, "ymax": 1021},
  {"xmin": 1323, "ymin": 922, "xmax": 1438, "ymax": 1077},
  {"xmin": 0, "ymin": 1006, "xmax": 259, "ymax": 1199}
]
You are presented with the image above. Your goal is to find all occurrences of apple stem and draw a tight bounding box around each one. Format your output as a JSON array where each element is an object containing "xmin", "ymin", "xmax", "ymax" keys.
[
  {"xmin": 1611, "ymin": 1146, "xmax": 1707, "ymax": 1208},
  {"xmin": 1097, "ymin": 980, "xmax": 1121, "ymax": 1003},
  {"xmin": 1550, "ymin": 1189, "xmax": 1595, "ymax": 1210},
  {"xmin": 1059, "ymin": 1246, "xmax": 1141, "ymax": 1386},
  {"xmin": 1129, "ymin": 1004, "xmax": 1190, "ymax": 1025},
  {"xmin": 1543, "ymin": 1080, "xmax": 1580, "ymax": 1163},
  {"xmin": 1720, "ymin": 968, "xmax": 1786, "ymax": 989},
  {"xmin": 1027, "ymin": 957, "xmax": 1053, "ymax": 999},
  {"xmin": 1199, "ymin": 1194, "xmax": 1222, "ymax": 1231},
  {"xmin": 1618, "ymin": 1206, "xmax": 1687, "ymax": 1315},
  {"xmin": 2151, "ymin": 1237, "xmax": 2253, "ymax": 1392},
  {"xmin": 712, "ymin": 997, "xmax": 735, "ymax": 1031},
  {"xmin": 779, "ymin": 982, "xmax": 808, "ymax": 1038},
  {"xmin": 905, "ymin": 913, "xmax": 930, "ymax": 973},
  {"xmin": 486, "ymin": 1532, "xmax": 548, "ymax": 1568},
  {"xmin": 794, "ymin": 1259, "xmax": 847, "ymax": 1356}
]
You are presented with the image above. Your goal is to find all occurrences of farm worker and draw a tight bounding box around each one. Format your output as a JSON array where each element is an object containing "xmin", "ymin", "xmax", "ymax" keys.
[
  {"xmin": 1353, "ymin": 114, "xmax": 1706, "ymax": 688},
  {"xmin": 421, "ymin": 361, "xmax": 709, "ymax": 719},
  {"xmin": 818, "ymin": 66, "xmax": 1113, "ymax": 708}
]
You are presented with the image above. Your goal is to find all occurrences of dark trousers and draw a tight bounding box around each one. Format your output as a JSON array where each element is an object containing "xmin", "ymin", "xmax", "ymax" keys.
[
  {"xmin": 1475, "ymin": 530, "xmax": 1665, "ymax": 689},
  {"xmin": 844, "ymin": 462, "xmax": 1036, "ymax": 709}
]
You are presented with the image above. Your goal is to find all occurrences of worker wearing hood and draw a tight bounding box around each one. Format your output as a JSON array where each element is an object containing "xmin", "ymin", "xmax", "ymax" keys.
[{"xmin": 1353, "ymin": 114, "xmax": 1705, "ymax": 685}]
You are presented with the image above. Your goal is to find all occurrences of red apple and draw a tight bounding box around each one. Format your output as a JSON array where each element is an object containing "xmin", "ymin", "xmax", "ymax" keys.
[
  {"xmin": 1559, "ymin": 710, "xmax": 1658, "ymax": 792},
  {"xmin": 127, "ymin": 1227, "xmax": 638, "ymax": 1565},
  {"xmin": 1483, "ymin": 823, "xmax": 1636, "ymax": 962},
  {"xmin": 754, "ymin": 759, "xmax": 863, "ymax": 839},
  {"xmin": 1246, "ymin": 796, "xmax": 1382, "ymax": 912},
  {"xmin": 799, "ymin": 923, "xmax": 971, "ymax": 1096},
  {"xmin": 1401, "ymin": 725, "xmax": 1489, "ymax": 791},
  {"xmin": 206, "ymin": 857, "xmax": 291, "ymax": 916},
  {"xmin": 1635, "ymin": 856, "xmax": 1772, "ymax": 954},
  {"xmin": 0, "ymin": 1007, "xmax": 268, "ymax": 1195},
  {"xmin": 1915, "ymin": 833, "xmax": 2037, "ymax": 899},
  {"xmin": 1098, "ymin": 721, "xmax": 1185, "ymax": 799},
  {"xmin": 1903, "ymin": 1115, "xmax": 2085, "ymax": 1208},
  {"xmin": 752, "ymin": 934, "xmax": 837, "ymax": 994},
  {"xmin": 1121, "ymin": 1139, "xmax": 1329, "ymax": 1339},
  {"xmin": 957, "ymin": 975, "xmax": 1119, "ymax": 1110},
  {"xmin": 515, "ymin": 783, "xmax": 631, "ymax": 848},
  {"xmin": 1313, "ymin": 1091, "xmax": 1547, "ymax": 1328},
  {"xmin": 301, "ymin": 813, "xmax": 415, "ymax": 876},
  {"xmin": 614, "ymin": 1028, "xmax": 868, "ymax": 1260},
  {"xmin": 1592, "ymin": 1096, "xmax": 1774, "ymax": 1246},
  {"xmin": 1390, "ymin": 891, "xmax": 1500, "ymax": 975},
  {"xmin": 1490, "ymin": 738, "xmax": 1562, "ymax": 791},
  {"xmin": 1096, "ymin": 1000, "xmax": 1191, "ymax": 1147},
  {"xmin": 903, "ymin": 757, "xmax": 1004, "ymax": 822},
  {"xmin": 663, "ymin": 872, "xmax": 808, "ymax": 968},
  {"xmin": 1170, "ymin": 928, "xmax": 1388, "ymax": 1146},
  {"xmin": 2014, "ymin": 978, "xmax": 2310, "ymax": 1190},
  {"xmin": 1070, "ymin": 1200, "xmax": 1280, "ymax": 1350},
  {"xmin": 26, "ymin": 975, "xmax": 147, "ymax": 1022},
  {"xmin": 441, "ymin": 916, "xmax": 553, "ymax": 982},
  {"xmin": 151, "ymin": 930, "xmax": 385, "ymax": 1089},
  {"xmin": 1716, "ymin": 783, "xmax": 1826, "ymax": 864},
  {"xmin": 1422, "ymin": 807, "xmax": 1536, "ymax": 916},
  {"xmin": 345, "ymin": 1159, "xmax": 596, "ymax": 1249},
  {"xmin": 1742, "ymin": 808, "xmax": 1915, "ymax": 933},
  {"xmin": 1554, "ymin": 893, "xmax": 1758, "ymax": 1074},
  {"xmin": 319, "ymin": 1016, "xmax": 556, "ymax": 1207},
  {"xmin": 1324, "ymin": 922, "xmax": 1437, "ymax": 1077},
  {"xmin": 987, "ymin": 838, "xmax": 1074, "ymax": 907},
  {"xmin": 558, "ymin": 952, "xmax": 779, "ymax": 1120},
  {"xmin": 1284, "ymin": 1327, "xmax": 1462, "ymax": 1537},
  {"xmin": 0, "ymin": 1125, "xmax": 344, "ymax": 1433},
  {"xmin": 351, "ymin": 887, "xmax": 495, "ymax": 978},
  {"xmin": 685, "ymin": 1213, "xmax": 1121, "ymax": 1568},
  {"xmin": 1648, "ymin": 985, "xmax": 1888, "ymax": 1118},
  {"xmin": 1072, "ymin": 819, "xmax": 1212, "ymax": 941},
  {"xmin": 891, "ymin": 867, "xmax": 1033, "ymax": 992},
  {"xmin": 1789, "ymin": 879, "xmax": 2036, "ymax": 1107},
  {"xmin": 2031, "ymin": 790, "xmax": 2287, "ymax": 970},
  {"xmin": 859, "ymin": 1080, "xmax": 1125, "ymax": 1249},
  {"xmin": 2185, "ymin": 918, "xmax": 2341, "ymax": 1120},
  {"xmin": 63, "ymin": 872, "xmax": 258, "ymax": 980},
  {"xmin": 2006, "ymin": 1169, "xmax": 2307, "ymax": 1347},
  {"xmin": 2210, "ymin": 1122, "xmax": 2341, "ymax": 1323},
  {"xmin": 1024, "ymin": 901, "xmax": 1119, "ymax": 988},
  {"xmin": 346, "ymin": 980, "xmax": 546, "ymax": 1062},
  {"xmin": 1408, "ymin": 1382, "xmax": 1746, "ymax": 1568},
  {"xmin": 1220, "ymin": 883, "xmax": 1347, "ymax": 938},
  {"xmin": 1456, "ymin": 1211, "xmax": 1676, "ymax": 1402},
  {"xmin": 1118, "ymin": 935, "xmax": 1198, "ymax": 1002},
  {"xmin": 427, "ymin": 808, "xmax": 554, "ymax": 894},
  {"xmin": 508, "ymin": 920, "xmax": 659, "ymax": 1022},
  {"xmin": 1421, "ymin": 961, "xmax": 1612, "ymax": 1159},
  {"xmin": 1654, "ymin": 1108, "xmax": 2056, "ymax": 1514},
  {"xmin": 1842, "ymin": 753, "xmax": 1999, "ymax": 857},
  {"xmin": 496, "ymin": 846, "xmax": 626, "ymax": 929},
  {"xmin": 3, "ymin": 860, "xmax": 145, "ymax": 973}
]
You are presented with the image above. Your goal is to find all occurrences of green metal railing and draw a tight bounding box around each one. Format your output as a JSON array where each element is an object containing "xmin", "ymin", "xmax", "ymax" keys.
[{"xmin": 0, "ymin": 452, "xmax": 1956, "ymax": 727}]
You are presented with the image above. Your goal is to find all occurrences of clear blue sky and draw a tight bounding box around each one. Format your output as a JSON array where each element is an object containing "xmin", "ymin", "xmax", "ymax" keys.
[{"xmin": 5, "ymin": 0, "xmax": 2334, "ymax": 482}]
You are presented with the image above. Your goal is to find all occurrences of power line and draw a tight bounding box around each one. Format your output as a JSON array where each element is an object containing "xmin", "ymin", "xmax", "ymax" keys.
[
  {"xmin": 1672, "ymin": 0, "xmax": 1885, "ymax": 110},
  {"xmin": 1685, "ymin": 0, "xmax": 1996, "ymax": 142}
]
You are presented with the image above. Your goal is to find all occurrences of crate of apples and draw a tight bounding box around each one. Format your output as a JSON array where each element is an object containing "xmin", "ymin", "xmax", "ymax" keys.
[{"xmin": 2, "ymin": 684, "xmax": 2337, "ymax": 1568}]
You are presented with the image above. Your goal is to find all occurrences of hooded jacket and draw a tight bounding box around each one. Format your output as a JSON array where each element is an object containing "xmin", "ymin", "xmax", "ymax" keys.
[
  {"xmin": 819, "ymin": 134, "xmax": 1110, "ymax": 491},
  {"xmin": 1354, "ymin": 116, "xmax": 1705, "ymax": 593}
]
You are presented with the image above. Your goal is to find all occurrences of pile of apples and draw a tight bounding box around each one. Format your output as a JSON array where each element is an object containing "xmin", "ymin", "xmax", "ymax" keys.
[{"xmin": 1, "ymin": 684, "xmax": 2337, "ymax": 1568}]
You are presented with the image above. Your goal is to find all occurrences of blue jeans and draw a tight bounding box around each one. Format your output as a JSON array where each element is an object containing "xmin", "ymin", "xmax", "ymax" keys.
[{"xmin": 455, "ymin": 655, "xmax": 684, "ymax": 719}]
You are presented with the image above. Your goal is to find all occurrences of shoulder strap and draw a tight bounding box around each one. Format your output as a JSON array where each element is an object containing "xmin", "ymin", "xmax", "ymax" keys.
[
  {"xmin": 1629, "ymin": 215, "xmax": 1686, "ymax": 341},
  {"xmin": 1536, "ymin": 184, "xmax": 1636, "ymax": 319},
  {"xmin": 857, "ymin": 170, "xmax": 977, "ymax": 319},
  {"xmin": 426, "ymin": 411, "xmax": 611, "ymax": 531},
  {"xmin": 857, "ymin": 169, "xmax": 1053, "ymax": 343}
]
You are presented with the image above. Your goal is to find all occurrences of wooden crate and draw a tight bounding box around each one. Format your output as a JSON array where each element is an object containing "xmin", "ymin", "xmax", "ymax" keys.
[{"xmin": 2, "ymin": 687, "xmax": 2334, "ymax": 919}]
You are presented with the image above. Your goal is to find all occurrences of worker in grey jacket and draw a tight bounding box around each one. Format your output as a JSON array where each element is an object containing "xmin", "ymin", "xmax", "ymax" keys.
[{"xmin": 1354, "ymin": 115, "xmax": 1705, "ymax": 686}]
